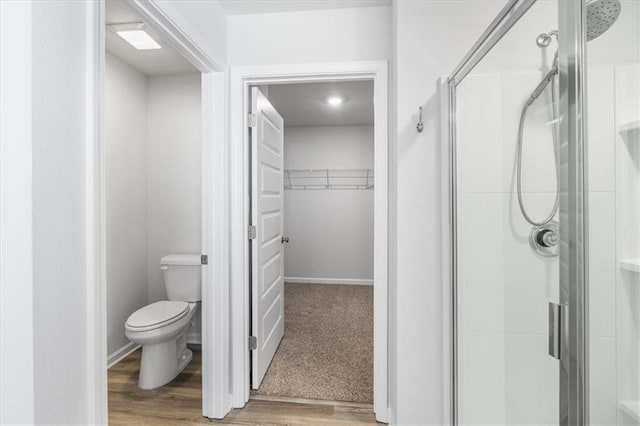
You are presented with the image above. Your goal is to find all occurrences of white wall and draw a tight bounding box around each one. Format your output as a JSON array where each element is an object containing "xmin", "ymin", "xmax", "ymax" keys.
[
  {"xmin": 105, "ymin": 53, "xmax": 149, "ymax": 357},
  {"xmin": 0, "ymin": 0, "xmax": 221, "ymax": 423},
  {"xmin": 146, "ymin": 73, "xmax": 202, "ymax": 304},
  {"xmin": 393, "ymin": 2, "xmax": 506, "ymax": 423},
  {"xmin": 106, "ymin": 68, "xmax": 202, "ymax": 353},
  {"xmin": 0, "ymin": 1, "xmax": 34, "ymax": 424},
  {"xmin": 155, "ymin": 0, "xmax": 227, "ymax": 67},
  {"xmin": 227, "ymin": 6, "xmax": 391, "ymax": 65},
  {"xmin": 146, "ymin": 73, "xmax": 202, "ymax": 340},
  {"xmin": 283, "ymin": 126, "xmax": 374, "ymax": 283},
  {"xmin": 31, "ymin": 1, "xmax": 90, "ymax": 422}
]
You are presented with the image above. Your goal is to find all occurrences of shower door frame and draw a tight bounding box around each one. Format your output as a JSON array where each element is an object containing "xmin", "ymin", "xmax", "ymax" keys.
[{"xmin": 443, "ymin": 0, "xmax": 590, "ymax": 424}]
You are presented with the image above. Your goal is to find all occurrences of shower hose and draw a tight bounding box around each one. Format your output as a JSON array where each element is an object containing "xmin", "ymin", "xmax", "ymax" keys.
[{"xmin": 515, "ymin": 69, "xmax": 560, "ymax": 227}]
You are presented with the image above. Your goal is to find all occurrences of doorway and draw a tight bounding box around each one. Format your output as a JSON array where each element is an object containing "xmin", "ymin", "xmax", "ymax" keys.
[
  {"xmin": 103, "ymin": 0, "xmax": 204, "ymax": 421},
  {"xmin": 248, "ymin": 82, "xmax": 375, "ymax": 404},
  {"xmin": 87, "ymin": 0, "xmax": 225, "ymax": 422},
  {"xmin": 228, "ymin": 62, "xmax": 389, "ymax": 423}
]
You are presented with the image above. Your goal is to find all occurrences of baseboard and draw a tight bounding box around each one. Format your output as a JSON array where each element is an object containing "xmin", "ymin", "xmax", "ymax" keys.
[
  {"xmin": 284, "ymin": 277, "xmax": 373, "ymax": 286},
  {"xmin": 107, "ymin": 342, "xmax": 140, "ymax": 369},
  {"xmin": 250, "ymin": 394, "xmax": 373, "ymax": 409},
  {"xmin": 187, "ymin": 332, "xmax": 201, "ymax": 345}
]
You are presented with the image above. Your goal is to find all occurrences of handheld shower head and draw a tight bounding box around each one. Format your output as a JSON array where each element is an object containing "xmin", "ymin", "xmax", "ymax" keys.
[
  {"xmin": 586, "ymin": 0, "xmax": 621, "ymax": 41},
  {"xmin": 536, "ymin": 30, "xmax": 558, "ymax": 47}
]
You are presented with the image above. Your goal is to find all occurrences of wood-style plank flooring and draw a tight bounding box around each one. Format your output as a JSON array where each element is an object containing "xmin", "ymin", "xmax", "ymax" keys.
[{"xmin": 108, "ymin": 345, "xmax": 379, "ymax": 425}]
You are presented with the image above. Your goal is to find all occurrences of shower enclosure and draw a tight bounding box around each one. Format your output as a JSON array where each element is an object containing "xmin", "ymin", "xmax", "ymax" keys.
[{"xmin": 445, "ymin": 0, "xmax": 640, "ymax": 425}]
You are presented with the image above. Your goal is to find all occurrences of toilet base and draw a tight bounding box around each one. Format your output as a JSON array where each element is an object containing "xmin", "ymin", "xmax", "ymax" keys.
[{"xmin": 137, "ymin": 330, "xmax": 193, "ymax": 390}]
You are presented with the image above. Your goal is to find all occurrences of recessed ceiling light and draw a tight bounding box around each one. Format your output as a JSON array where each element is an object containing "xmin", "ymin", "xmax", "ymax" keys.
[
  {"xmin": 327, "ymin": 96, "xmax": 344, "ymax": 106},
  {"xmin": 109, "ymin": 23, "xmax": 161, "ymax": 50}
]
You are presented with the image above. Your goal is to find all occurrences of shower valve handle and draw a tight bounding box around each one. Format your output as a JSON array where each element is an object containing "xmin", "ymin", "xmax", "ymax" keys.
[{"xmin": 538, "ymin": 229, "xmax": 558, "ymax": 248}]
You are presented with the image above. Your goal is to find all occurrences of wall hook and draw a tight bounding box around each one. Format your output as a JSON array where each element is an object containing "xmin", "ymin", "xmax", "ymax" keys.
[{"xmin": 416, "ymin": 106, "xmax": 424, "ymax": 133}]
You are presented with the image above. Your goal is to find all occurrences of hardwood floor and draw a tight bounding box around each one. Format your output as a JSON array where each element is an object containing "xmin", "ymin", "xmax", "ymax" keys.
[{"xmin": 108, "ymin": 345, "xmax": 379, "ymax": 425}]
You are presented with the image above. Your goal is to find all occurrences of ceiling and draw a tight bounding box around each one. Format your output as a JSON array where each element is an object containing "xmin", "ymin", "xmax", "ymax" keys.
[
  {"xmin": 105, "ymin": 0, "xmax": 197, "ymax": 76},
  {"xmin": 219, "ymin": 0, "xmax": 391, "ymax": 15},
  {"xmin": 265, "ymin": 81, "xmax": 373, "ymax": 127}
]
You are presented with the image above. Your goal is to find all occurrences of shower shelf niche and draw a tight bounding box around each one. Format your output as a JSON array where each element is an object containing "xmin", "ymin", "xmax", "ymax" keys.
[
  {"xmin": 620, "ymin": 401, "xmax": 640, "ymax": 423},
  {"xmin": 618, "ymin": 259, "xmax": 640, "ymax": 274}
]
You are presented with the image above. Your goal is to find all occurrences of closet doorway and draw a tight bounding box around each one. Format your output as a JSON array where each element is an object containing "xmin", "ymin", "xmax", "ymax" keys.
[
  {"xmin": 229, "ymin": 61, "xmax": 389, "ymax": 423},
  {"xmin": 250, "ymin": 82, "xmax": 375, "ymax": 404}
]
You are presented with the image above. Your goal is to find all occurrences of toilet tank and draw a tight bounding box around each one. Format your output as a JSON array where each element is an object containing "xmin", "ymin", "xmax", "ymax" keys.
[{"xmin": 160, "ymin": 254, "xmax": 202, "ymax": 302}]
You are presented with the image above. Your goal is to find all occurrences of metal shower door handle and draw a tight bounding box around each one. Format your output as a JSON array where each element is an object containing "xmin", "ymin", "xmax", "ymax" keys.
[{"xmin": 548, "ymin": 302, "xmax": 567, "ymax": 360}]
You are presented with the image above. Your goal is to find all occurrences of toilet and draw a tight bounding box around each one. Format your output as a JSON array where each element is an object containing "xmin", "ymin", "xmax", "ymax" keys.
[{"xmin": 125, "ymin": 254, "xmax": 202, "ymax": 390}]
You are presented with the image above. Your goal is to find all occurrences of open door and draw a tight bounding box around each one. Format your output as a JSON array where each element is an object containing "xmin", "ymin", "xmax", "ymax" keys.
[{"xmin": 250, "ymin": 87, "xmax": 285, "ymax": 388}]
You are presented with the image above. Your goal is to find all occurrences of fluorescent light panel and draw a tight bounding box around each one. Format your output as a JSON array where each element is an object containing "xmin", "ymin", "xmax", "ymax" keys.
[
  {"xmin": 109, "ymin": 23, "xmax": 161, "ymax": 50},
  {"xmin": 327, "ymin": 96, "xmax": 343, "ymax": 106}
]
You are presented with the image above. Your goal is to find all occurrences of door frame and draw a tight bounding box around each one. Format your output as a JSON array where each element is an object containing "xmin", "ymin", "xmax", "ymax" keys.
[
  {"xmin": 86, "ymin": 0, "xmax": 227, "ymax": 423},
  {"xmin": 229, "ymin": 61, "xmax": 389, "ymax": 423}
]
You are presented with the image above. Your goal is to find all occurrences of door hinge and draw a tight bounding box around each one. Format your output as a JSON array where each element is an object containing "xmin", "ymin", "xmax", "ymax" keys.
[
  {"xmin": 248, "ymin": 225, "xmax": 257, "ymax": 240},
  {"xmin": 249, "ymin": 336, "xmax": 257, "ymax": 351},
  {"xmin": 201, "ymin": 255, "xmax": 208, "ymax": 265},
  {"xmin": 248, "ymin": 113, "xmax": 257, "ymax": 128},
  {"xmin": 548, "ymin": 302, "xmax": 567, "ymax": 360}
]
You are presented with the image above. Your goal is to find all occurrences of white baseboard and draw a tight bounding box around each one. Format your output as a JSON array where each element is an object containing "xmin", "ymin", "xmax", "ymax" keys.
[
  {"xmin": 187, "ymin": 332, "xmax": 201, "ymax": 345},
  {"xmin": 284, "ymin": 277, "xmax": 373, "ymax": 286},
  {"xmin": 107, "ymin": 342, "xmax": 140, "ymax": 369}
]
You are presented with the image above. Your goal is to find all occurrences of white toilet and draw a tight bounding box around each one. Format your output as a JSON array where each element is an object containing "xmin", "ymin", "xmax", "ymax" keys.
[{"xmin": 125, "ymin": 254, "xmax": 202, "ymax": 390}]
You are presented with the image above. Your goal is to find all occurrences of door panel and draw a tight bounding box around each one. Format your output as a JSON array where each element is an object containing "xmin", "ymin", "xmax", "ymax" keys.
[
  {"xmin": 251, "ymin": 87, "xmax": 285, "ymax": 389},
  {"xmin": 451, "ymin": 1, "xmax": 563, "ymax": 424}
]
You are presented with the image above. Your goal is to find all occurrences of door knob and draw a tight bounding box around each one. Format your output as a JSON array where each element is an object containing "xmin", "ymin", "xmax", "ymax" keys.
[{"xmin": 281, "ymin": 237, "xmax": 290, "ymax": 244}]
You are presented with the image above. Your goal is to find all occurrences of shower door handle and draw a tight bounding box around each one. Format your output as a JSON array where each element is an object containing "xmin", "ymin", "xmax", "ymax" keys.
[{"xmin": 548, "ymin": 302, "xmax": 567, "ymax": 360}]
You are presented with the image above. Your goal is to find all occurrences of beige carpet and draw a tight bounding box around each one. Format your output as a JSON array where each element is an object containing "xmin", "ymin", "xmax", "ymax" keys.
[{"xmin": 255, "ymin": 283, "xmax": 373, "ymax": 404}]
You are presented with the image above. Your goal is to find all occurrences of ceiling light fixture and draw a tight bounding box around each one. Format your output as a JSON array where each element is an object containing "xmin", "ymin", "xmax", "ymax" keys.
[
  {"xmin": 109, "ymin": 22, "xmax": 161, "ymax": 50},
  {"xmin": 327, "ymin": 96, "xmax": 344, "ymax": 106}
]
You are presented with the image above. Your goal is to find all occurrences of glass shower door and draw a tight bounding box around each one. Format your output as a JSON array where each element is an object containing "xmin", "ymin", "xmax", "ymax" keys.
[
  {"xmin": 449, "ymin": 0, "xmax": 639, "ymax": 424},
  {"xmin": 451, "ymin": 1, "xmax": 563, "ymax": 424}
]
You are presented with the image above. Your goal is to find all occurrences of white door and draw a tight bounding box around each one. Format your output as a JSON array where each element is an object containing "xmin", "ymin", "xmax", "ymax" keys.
[{"xmin": 251, "ymin": 87, "xmax": 285, "ymax": 388}]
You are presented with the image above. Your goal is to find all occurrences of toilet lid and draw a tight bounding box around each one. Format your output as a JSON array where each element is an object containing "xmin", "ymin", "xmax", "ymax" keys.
[{"xmin": 126, "ymin": 301, "xmax": 190, "ymax": 330}]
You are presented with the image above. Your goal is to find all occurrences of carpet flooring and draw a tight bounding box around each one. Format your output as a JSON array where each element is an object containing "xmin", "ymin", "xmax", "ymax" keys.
[{"xmin": 254, "ymin": 283, "xmax": 374, "ymax": 404}]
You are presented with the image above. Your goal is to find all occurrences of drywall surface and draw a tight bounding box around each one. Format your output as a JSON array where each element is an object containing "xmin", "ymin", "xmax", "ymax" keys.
[
  {"xmin": 155, "ymin": 0, "xmax": 227, "ymax": 67},
  {"xmin": 393, "ymin": 1, "xmax": 505, "ymax": 424},
  {"xmin": 283, "ymin": 126, "xmax": 374, "ymax": 282},
  {"xmin": 31, "ymin": 1, "xmax": 89, "ymax": 423},
  {"xmin": 227, "ymin": 6, "xmax": 390, "ymax": 65},
  {"xmin": 0, "ymin": 1, "xmax": 34, "ymax": 424},
  {"xmin": 104, "ymin": 68, "xmax": 203, "ymax": 354},
  {"xmin": 105, "ymin": 53, "xmax": 149, "ymax": 356},
  {"xmin": 14, "ymin": 1, "xmax": 212, "ymax": 423},
  {"xmin": 146, "ymin": 73, "xmax": 202, "ymax": 304}
]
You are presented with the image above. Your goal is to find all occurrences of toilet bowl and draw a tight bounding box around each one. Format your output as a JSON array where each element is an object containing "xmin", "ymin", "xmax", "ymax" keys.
[
  {"xmin": 125, "ymin": 254, "xmax": 203, "ymax": 390},
  {"xmin": 125, "ymin": 301, "xmax": 199, "ymax": 389}
]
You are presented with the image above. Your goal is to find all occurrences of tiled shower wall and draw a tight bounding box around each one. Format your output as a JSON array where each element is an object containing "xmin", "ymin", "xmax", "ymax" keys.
[{"xmin": 456, "ymin": 63, "xmax": 637, "ymax": 425}]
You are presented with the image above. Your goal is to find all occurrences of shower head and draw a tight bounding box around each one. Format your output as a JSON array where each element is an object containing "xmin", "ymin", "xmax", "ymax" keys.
[
  {"xmin": 586, "ymin": 0, "xmax": 621, "ymax": 41},
  {"xmin": 536, "ymin": 0, "xmax": 620, "ymax": 47}
]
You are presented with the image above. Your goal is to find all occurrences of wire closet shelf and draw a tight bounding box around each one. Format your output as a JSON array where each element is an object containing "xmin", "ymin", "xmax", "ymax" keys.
[{"xmin": 284, "ymin": 168, "xmax": 374, "ymax": 190}]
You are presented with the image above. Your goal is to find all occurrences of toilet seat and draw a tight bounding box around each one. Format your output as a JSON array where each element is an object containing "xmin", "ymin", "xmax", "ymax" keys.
[{"xmin": 126, "ymin": 301, "xmax": 190, "ymax": 332}]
